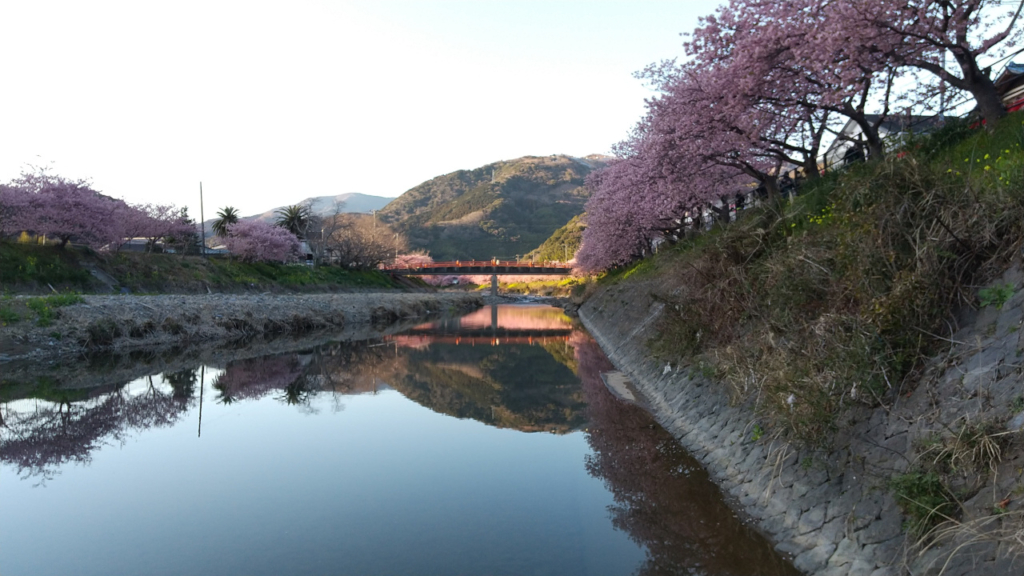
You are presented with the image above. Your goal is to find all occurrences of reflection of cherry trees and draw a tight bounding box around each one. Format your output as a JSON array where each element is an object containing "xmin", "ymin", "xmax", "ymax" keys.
[
  {"xmin": 213, "ymin": 345, "xmax": 399, "ymax": 410},
  {"xmin": 573, "ymin": 335, "xmax": 798, "ymax": 576},
  {"xmin": 213, "ymin": 356, "xmax": 305, "ymax": 404},
  {"xmin": 0, "ymin": 345, "xmax": 403, "ymax": 482},
  {"xmin": 1, "ymin": 374, "xmax": 194, "ymax": 482}
]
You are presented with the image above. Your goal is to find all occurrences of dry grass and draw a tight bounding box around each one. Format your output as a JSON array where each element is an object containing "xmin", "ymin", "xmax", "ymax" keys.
[
  {"xmin": 920, "ymin": 418, "xmax": 1011, "ymax": 477},
  {"xmin": 646, "ymin": 113, "xmax": 1024, "ymax": 447},
  {"xmin": 909, "ymin": 511, "xmax": 1024, "ymax": 575}
]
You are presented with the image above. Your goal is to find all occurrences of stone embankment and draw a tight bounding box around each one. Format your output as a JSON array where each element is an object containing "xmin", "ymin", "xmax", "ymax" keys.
[
  {"xmin": 580, "ymin": 266, "xmax": 1024, "ymax": 575},
  {"xmin": 0, "ymin": 292, "xmax": 482, "ymax": 363}
]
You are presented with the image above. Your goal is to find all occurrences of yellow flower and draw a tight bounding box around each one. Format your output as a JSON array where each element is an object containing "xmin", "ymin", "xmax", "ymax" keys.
[
  {"xmin": 984, "ymin": 154, "xmax": 990, "ymax": 160},
  {"xmin": 984, "ymin": 165, "xmax": 991, "ymax": 171}
]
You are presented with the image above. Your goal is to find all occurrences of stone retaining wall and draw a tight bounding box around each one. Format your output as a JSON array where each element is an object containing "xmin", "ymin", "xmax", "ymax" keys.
[{"xmin": 579, "ymin": 268, "xmax": 1024, "ymax": 576}]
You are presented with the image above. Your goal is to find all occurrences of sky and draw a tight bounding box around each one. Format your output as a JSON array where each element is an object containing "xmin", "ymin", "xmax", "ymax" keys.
[{"xmin": 0, "ymin": 0, "xmax": 721, "ymax": 218}]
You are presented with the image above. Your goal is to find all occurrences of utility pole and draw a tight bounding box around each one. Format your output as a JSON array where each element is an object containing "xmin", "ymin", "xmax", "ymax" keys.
[
  {"xmin": 198, "ymin": 365, "xmax": 205, "ymax": 437},
  {"xmin": 199, "ymin": 182, "xmax": 207, "ymax": 257}
]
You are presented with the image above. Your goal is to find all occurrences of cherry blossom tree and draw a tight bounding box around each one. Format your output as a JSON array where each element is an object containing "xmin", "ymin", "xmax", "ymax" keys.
[
  {"xmin": 0, "ymin": 183, "xmax": 31, "ymax": 237},
  {"xmin": 686, "ymin": 0, "xmax": 900, "ymax": 161},
  {"xmin": 392, "ymin": 252, "xmax": 434, "ymax": 268},
  {"xmin": 162, "ymin": 207, "xmax": 201, "ymax": 254},
  {"xmin": 841, "ymin": 0, "xmax": 1024, "ymax": 125},
  {"xmin": 577, "ymin": 158, "xmax": 674, "ymax": 271},
  {"xmin": 223, "ymin": 219, "xmax": 301, "ymax": 263},
  {"xmin": 3, "ymin": 171, "xmax": 123, "ymax": 249}
]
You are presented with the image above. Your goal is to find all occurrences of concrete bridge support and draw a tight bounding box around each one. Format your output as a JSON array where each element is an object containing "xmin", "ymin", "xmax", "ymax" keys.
[{"xmin": 490, "ymin": 274, "xmax": 498, "ymax": 297}]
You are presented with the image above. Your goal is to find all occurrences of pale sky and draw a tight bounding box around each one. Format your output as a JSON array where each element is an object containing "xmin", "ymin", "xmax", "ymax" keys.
[{"xmin": 0, "ymin": 0, "xmax": 719, "ymax": 218}]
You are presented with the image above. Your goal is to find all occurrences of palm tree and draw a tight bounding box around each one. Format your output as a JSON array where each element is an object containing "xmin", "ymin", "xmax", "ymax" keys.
[
  {"xmin": 212, "ymin": 206, "xmax": 239, "ymax": 237},
  {"xmin": 275, "ymin": 205, "xmax": 309, "ymax": 238}
]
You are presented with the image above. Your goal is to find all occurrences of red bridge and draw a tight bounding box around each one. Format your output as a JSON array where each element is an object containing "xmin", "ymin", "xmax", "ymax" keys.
[
  {"xmin": 382, "ymin": 260, "xmax": 574, "ymax": 295},
  {"xmin": 382, "ymin": 260, "xmax": 574, "ymax": 276}
]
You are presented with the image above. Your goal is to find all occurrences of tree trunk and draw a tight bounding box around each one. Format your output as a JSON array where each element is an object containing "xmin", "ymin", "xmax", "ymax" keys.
[
  {"xmin": 965, "ymin": 72, "xmax": 1007, "ymax": 127},
  {"xmin": 841, "ymin": 104, "xmax": 886, "ymax": 162},
  {"xmin": 764, "ymin": 176, "xmax": 780, "ymax": 199},
  {"xmin": 947, "ymin": 46, "xmax": 1007, "ymax": 127},
  {"xmin": 915, "ymin": 50, "xmax": 1007, "ymax": 128},
  {"xmin": 803, "ymin": 157, "xmax": 820, "ymax": 180},
  {"xmin": 710, "ymin": 201, "xmax": 730, "ymax": 224}
]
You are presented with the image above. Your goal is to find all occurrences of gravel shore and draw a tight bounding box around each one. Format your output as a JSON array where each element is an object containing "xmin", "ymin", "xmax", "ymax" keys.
[{"xmin": 0, "ymin": 292, "xmax": 483, "ymax": 363}]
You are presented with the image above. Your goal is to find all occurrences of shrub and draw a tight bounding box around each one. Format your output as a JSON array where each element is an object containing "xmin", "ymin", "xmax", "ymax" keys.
[{"xmin": 891, "ymin": 472, "xmax": 957, "ymax": 535}]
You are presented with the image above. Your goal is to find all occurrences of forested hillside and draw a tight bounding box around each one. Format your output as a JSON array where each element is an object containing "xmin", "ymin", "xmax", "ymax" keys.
[
  {"xmin": 525, "ymin": 213, "xmax": 585, "ymax": 263},
  {"xmin": 379, "ymin": 154, "xmax": 609, "ymax": 260}
]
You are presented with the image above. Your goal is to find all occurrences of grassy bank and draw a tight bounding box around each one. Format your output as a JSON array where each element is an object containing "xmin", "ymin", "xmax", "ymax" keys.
[
  {"xmin": 0, "ymin": 242, "xmax": 404, "ymax": 295},
  {"xmin": 601, "ymin": 113, "xmax": 1024, "ymax": 447},
  {"xmin": 499, "ymin": 276, "xmax": 590, "ymax": 298},
  {"xmin": 587, "ymin": 113, "xmax": 1024, "ymax": 550}
]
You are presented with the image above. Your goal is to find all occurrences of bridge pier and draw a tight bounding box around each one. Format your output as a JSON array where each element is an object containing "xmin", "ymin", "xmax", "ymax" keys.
[{"xmin": 490, "ymin": 274, "xmax": 498, "ymax": 297}]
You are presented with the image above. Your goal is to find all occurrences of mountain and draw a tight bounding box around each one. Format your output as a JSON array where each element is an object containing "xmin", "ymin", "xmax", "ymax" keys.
[
  {"xmin": 525, "ymin": 213, "xmax": 586, "ymax": 263},
  {"xmin": 249, "ymin": 193, "xmax": 392, "ymax": 221},
  {"xmin": 380, "ymin": 154, "xmax": 611, "ymax": 261},
  {"xmin": 202, "ymin": 193, "xmax": 392, "ymax": 238}
]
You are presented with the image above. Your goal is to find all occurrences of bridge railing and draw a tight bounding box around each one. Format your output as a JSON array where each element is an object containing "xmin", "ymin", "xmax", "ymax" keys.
[{"xmin": 382, "ymin": 260, "xmax": 574, "ymax": 271}]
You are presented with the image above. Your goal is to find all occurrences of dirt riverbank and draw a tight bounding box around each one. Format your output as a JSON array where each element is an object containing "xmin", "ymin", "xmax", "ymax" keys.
[{"xmin": 0, "ymin": 292, "xmax": 482, "ymax": 363}]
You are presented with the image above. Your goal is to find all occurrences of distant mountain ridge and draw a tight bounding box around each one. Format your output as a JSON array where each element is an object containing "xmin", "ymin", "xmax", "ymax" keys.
[
  {"xmin": 202, "ymin": 193, "xmax": 392, "ymax": 237},
  {"xmin": 380, "ymin": 154, "xmax": 611, "ymax": 260},
  {"xmin": 250, "ymin": 193, "xmax": 392, "ymax": 220}
]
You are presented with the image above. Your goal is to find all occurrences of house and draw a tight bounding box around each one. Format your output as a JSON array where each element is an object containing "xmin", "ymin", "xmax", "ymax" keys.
[
  {"xmin": 104, "ymin": 237, "xmax": 166, "ymax": 253},
  {"xmin": 995, "ymin": 61, "xmax": 1024, "ymax": 113},
  {"xmin": 823, "ymin": 114, "xmax": 947, "ymax": 171}
]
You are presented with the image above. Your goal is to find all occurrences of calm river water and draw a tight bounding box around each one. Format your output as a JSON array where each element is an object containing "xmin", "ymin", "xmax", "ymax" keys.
[{"xmin": 0, "ymin": 304, "xmax": 797, "ymax": 576}]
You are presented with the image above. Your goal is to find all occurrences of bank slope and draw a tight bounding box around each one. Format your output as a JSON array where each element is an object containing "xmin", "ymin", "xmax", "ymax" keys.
[{"xmin": 579, "ymin": 113, "xmax": 1024, "ymax": 575}]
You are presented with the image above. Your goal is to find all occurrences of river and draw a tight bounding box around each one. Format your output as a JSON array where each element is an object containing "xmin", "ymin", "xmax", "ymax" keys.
[{"xmin": 0, "ymin": 304, "xmax": 797, "ymax": 576}]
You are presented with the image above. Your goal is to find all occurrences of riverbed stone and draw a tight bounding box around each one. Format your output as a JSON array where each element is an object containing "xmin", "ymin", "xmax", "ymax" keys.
[
  {"xmin": 856, "ymin": 509, "xmax": 902, "ymax": 545},
  {"xmin": 798, "ymin": 507, "xmax": 826, "ymax": 534},
  {"xmin": 848, "ymin": 558, "xmax": 877, "ymax": 576},
  {"xmin": 819, "ymin": 517, "xmax": 845, "ymax": 544},
  {"xmin": 828, "ymin": 537, "xmax": 858, "ymax": 567},
  {"xmin": 793, "ymin": 542, "xmax": 837, "ymax": 573}
]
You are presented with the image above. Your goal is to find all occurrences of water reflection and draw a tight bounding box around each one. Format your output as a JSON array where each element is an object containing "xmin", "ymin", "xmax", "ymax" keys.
[
  {"xmin": 0, "ymin": 304, "xmax": 795, "ymax": 575},
  {"xmin": 574, "ymin": 334, "xmax": 800, "ymax": 576},
  {"xmin": 2, "ymin": 374, "xmax": 195, "ymax": 483},
  {"xmin": 392, "ymin": 304, "xmax": 573, "ymax": 347}
]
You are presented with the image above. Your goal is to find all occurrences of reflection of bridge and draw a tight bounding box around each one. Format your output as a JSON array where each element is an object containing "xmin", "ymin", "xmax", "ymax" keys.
[
  {"xmin": 387, "ymin": 305, "xmax": 574, "ymax": 347},
  {"xmin": 382, "ymin": 261, "xmax": 574, "ymax": 295},
  {"xmin": 404, "ymin": 327, "xmax": 572, "ymax": 338},
  {"xmin": 388, "ymin": 333, "xmax": 570, "ymax": 347}
]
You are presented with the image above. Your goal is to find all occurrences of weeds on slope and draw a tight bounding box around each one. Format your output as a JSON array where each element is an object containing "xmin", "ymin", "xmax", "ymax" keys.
[{"xmin": 648, "ymin": 113, "xmax": 1024, "ymax": 447}]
